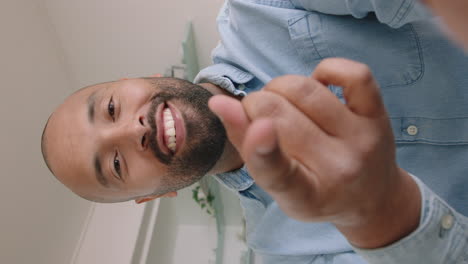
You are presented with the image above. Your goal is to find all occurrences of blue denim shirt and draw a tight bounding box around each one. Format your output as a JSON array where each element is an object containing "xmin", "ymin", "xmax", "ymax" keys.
[{"xmin": 195, "ymin": 0, "xmax": 468, "ymax": 263}]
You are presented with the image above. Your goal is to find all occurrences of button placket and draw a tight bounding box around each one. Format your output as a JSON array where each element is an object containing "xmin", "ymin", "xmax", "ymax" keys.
[
  {"xmin": 407, "ymin": 125, "xmax": 419, "ymax": 136},
  {"xmin": 441, "ymin": 214, "xmax": 454, "ymax": 230},
  {"xmin": 439, "ymin": 213, "xmax": 455, "ymax": 238}
]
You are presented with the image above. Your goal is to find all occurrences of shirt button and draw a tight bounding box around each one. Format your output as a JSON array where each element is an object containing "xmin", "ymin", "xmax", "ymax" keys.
[
  {"xmin": 441, "ymin": 214, "xmax": 454, "ymax": 230},
  {"xmin": 237, "ymin": 84, "xmax": 246, "ymax": 91},
  {"xmin": 407, "ymin": 125, "xmax": 418, "ymax": 136}
]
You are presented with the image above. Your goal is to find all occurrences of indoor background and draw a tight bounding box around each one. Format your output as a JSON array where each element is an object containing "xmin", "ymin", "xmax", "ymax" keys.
[{"xmin": 0, "ymin": 0, "xmax": 247, "ymax": 263}]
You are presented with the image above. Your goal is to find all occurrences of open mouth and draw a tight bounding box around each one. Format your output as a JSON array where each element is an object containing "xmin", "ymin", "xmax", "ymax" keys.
[
  {"xmin": 163, "ymin": 107, "xmax": 176, "ymax": 151},
  {"xmin": 155, "ymin": 102, "xmax": 186, "ymax": 155}
]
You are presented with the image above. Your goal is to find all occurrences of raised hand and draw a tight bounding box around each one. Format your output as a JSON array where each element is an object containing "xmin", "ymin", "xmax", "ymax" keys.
[{"xmin": 209, "ymin": 58, "xmax": 421, "ymax": 248}]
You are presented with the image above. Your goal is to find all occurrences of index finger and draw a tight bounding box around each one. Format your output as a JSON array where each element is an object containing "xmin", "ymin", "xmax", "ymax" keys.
[
  {"xmin": 312, "ymin": 58, "xmax": 385, "ymax": 118},
  {"xmin": 263, "ymin": 75, "xmax": 353, "ymax": 136}
]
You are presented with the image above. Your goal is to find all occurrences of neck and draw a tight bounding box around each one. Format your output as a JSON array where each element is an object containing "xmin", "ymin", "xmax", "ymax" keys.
[
  {"xmin": 199, "ymin": 83, "xmax": 245, "ymax": 174},
  {"xmin": 209, "ymin": 139, "xmax": 244, "ymax": 175}
]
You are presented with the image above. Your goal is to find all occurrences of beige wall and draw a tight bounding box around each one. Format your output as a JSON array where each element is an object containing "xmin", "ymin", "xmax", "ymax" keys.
[
  {"xmin": 43, "ymin": 0, "xmax": 225, "ymax": 90},
  {"xmin": 0, "ymin": 1, "xmax": 92, "ymax": 263}
]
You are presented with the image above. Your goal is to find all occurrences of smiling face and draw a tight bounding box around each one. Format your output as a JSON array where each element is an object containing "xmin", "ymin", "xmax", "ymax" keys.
[{"xmin": 43, "ymin": 78, "xmax": 226, "ymax": 202}]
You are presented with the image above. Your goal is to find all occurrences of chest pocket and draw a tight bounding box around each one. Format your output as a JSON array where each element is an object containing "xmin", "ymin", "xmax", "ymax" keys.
[{"xmin": 288, "ymin": 12, "xmax": 423, "ymax": 88}]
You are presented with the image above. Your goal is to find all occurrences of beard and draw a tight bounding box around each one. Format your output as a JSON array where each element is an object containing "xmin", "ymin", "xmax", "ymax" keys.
[{"xmin": 145, "ymin": 78, "xmax": 227, "ymax": 194}]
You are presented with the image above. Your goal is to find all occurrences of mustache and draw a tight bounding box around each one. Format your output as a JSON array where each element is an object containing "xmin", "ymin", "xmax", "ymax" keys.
[{"xmin": 146, "ymin": 93, "xmax": 175, "ymax": 165}]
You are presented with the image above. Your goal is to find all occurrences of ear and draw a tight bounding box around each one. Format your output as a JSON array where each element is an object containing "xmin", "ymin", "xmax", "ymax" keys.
[{"xmin": 134, "ymin": 191, "xmax": 178, "ymax": 204}]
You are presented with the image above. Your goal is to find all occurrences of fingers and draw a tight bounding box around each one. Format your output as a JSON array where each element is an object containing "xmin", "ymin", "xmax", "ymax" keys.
[
  {"xmin": 208, "ymin": 95, "xmax": 250, "ymax": 149},
  {"xmin": 312, "ymin": 58, "xmax": 385, "ymax": 118},
  {"xmin": 242, "ymin": 119, "xmax": 296, "ymax": 194},
  {"xmin": 242, "ymin": 118, "xmax": 316, "ymax": 221},
  {"xmin": 264, "ymin": 75, "xmax": 353, "ymax": 136},
  {"xmin": 208, "ymin": 92, "xmax": 325, "ymax": 203},
  {"xmin": 242, "ymin": 91, "xmax": 330, "ymax": 167},
  {"xmin": 242, "ymin": 119, "xmax": 303, "ymax": 193}
]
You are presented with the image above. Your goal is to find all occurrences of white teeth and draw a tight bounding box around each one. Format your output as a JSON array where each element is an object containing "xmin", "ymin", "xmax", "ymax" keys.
[
  {"xmin": 166, "ymin": 128, "xmax": 175, "ymax": 137},
  {"xmin": 168, "ymin": 143, "xmax": 176, "ymax": 151},
  {"xmin": 163, "ymin": 107, "xmax": 177, "ymax": 151},
  {"xmin": 165, "ymin": 120, "xmax": 174, "ymax": 127},
  {"xmin": 163, "ymin": 108, "xmax": 173, "ymax": 121}
]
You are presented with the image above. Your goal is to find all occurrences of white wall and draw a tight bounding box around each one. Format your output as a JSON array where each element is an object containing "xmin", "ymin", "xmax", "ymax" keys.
[
  {"xmin": 146, "ymin": 197, "xmax": 179, "ymax": 264},
  {"xmin": 147, "ymin": 194, "xmax": 247, "ymax": 264},
  {"xmin": 172, "ymin": 225, "xmax": 218, "ymax": 264},
  {"xmin": 43, "ymin": 0, "xmax": 225, "ymax": 90},
  {"xmin": 171, "ymin": 182, "xmax": 244, "ymax": 227},
  {"xmin": 72, "ymin": 201, "xmax": 149, "ymax": 264},
  {"xmin": 0, "ymin": 1, "xmax": 92, "ymax": 263}
]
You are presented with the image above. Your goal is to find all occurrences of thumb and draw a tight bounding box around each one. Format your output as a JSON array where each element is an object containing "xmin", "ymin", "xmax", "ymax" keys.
[{"xmin": 208, "ymin": 95, "xmax": 250, "ymax": 150}]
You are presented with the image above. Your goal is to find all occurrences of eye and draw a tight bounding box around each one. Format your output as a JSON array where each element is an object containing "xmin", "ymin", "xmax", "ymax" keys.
[
  {"xmin": 108, "ymin": 97, "xmax": 115, "ymax": 121},
  {"xmin": 113, "ymin": 152, "xmax": 122, "ymax": 178}
]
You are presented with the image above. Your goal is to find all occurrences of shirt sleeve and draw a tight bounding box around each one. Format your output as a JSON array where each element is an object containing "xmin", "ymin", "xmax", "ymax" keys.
[
  {"xmin": 353, "ymin": 174, "xmax": 468, "ymax": 263},
  {"xmin": 289, "ymin": 0, "xmax": 432, "ymax": 28},
  {"xmin": 194, "ymin": 63, "xmax": 254, "ymax": 97}
]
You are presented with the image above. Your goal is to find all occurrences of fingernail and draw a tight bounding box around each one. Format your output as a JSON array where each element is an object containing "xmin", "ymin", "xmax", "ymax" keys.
[
  {"xmin": 256, "ymin": 146, "xmax": 271, "ymax": 155},
  {"xmin": 256, "ymin": 141, "xmax": 276, "ymax": 155}
]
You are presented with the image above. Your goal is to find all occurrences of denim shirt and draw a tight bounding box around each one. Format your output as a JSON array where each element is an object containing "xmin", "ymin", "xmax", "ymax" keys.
[{"xmin": 195, "ymin": 0, "xmax": 468, "ymax": 263}]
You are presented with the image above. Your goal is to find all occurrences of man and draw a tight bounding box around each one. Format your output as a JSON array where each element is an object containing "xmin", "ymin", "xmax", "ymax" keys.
[
  {"xmin": 42, "ymin": 0, "xmax": 467, "ymax": 263},
  {"xmin": 42, "ymin": 78, "xmax": 242, "ymax": 203}
]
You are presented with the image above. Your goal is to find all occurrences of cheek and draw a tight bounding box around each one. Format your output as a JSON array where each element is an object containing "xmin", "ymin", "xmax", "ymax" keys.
[{"xmin": 127, "ymin": 156, "xmax": 166, "ymax": 192}]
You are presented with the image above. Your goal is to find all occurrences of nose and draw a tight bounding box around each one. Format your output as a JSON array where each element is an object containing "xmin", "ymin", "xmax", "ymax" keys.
[{"xmin": 106, "ymin": 115, "xmax": 150, "ymax": 151}]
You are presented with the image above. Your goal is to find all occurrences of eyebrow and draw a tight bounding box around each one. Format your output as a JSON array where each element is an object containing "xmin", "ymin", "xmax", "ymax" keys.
[
  {"xmin": 94, "ymin": 154, "xmax": 109, "ymax": 187},
  {"xmin": 88, "ymin": 89, "xmax": 109, "ymax": 188},
  {"xmin": 87, "ymin": 90, "xmax": 99, "ymax": 123}
]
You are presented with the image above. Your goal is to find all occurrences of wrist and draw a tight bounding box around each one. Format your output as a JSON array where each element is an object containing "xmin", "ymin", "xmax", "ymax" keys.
[{"xmin": 335, "ymin": 168, "xmax": 421, "ymax": 249}]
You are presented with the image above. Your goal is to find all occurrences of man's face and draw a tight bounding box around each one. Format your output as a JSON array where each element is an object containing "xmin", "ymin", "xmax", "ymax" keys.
[{"xmin": 45, "ymin": 78, "xmax": 226, "ymax": 202}]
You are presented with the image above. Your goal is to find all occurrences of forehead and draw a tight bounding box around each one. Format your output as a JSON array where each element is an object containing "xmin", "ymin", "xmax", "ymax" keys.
[
  {"xmin": 46, "ymin": 82, "xmax": 109, "ymax": 195},
  {"xmin": 46, "ymin": 80, "xmax": 157, "ymax": 200}
]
